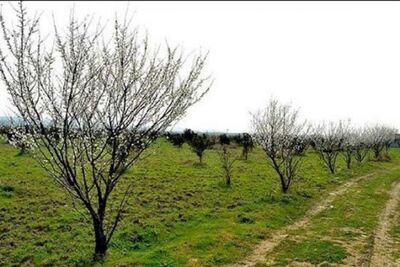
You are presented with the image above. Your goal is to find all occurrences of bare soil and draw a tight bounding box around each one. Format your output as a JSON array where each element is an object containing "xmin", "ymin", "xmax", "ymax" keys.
[{"xmin": 369, "ymin": 181, "xmax": 400, "ymax": 267}]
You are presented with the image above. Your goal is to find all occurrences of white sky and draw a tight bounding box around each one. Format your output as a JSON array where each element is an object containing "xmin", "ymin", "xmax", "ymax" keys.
[{"xmin": 1, "ymin": 1, "xmax": 400, "ymax": 133}]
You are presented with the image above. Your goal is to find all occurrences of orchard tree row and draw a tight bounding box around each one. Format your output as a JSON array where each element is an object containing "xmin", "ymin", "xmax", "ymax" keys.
[
  {"xmin": 251, "ymin": 98, "xmax": 397, "ymax": 193},
  {"xmin": 0, "ymin": 2, "xmax": 397, "ymax": 262}
]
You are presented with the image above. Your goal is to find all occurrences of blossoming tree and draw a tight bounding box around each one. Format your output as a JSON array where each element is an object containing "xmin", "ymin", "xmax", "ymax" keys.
[
  {"xmin": 312, "ymin": 121, "xmax": 346, "ymax": 174},
  {"xmin": 0, "ymin": 2, "xmax": 211, "ymax": 260},
  {"xmin": 251, "ymin": 97, "xmax": 309, "ymax": 193}
]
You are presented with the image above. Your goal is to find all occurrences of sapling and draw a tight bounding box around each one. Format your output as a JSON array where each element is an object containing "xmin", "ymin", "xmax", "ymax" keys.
[{"xmin": 218, "ymin": 145, "xmax": 237, "ymax": 185}]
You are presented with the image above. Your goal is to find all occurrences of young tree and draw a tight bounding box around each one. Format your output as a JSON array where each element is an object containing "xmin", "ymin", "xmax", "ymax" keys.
[
  {"xmin": 367, "ymin": 125, "xmax": 397, "ymax": 160},
  {"xmin": 341, "ymin": 123, "xmax": 356, "ymax": 169},
  {"xmin": 8, "ymin": 125, "xmax": 31, "ymax": 155},
  {"xmin": 182, "ymin": 128, "xmax": 196, "ymax": 143},
  {"xmin": 0, "ymin": 118, "xmax": 30, "ymax": 155},
  {"xmin": 238, "ymin": 133, "xmax": 254, "ymax": 160},
  {"xmin": 312, "ymin": 121, "xmax": 346, "ymax": 174},
  {"xmin": 166, "ymin": 132, "xmax": 185, "ymax": 148},
  {"xmin": 251, "ymin": 98, "xmax": 308, "ymax": 193},
  {"xmin": 188, "ymin": 133, "xmax": 213, "ymax": 164},
  {"xmin": 218, "ymin": 145, "xmax": 237, "ymax": 186},
  {"xmin": 383, "ymin": 131, "xmax": 395, "ymax": 157},
  {"xmin": 218, "ymin": 133, "xmax": 230, "ymax": 145},
  {"xmin": 353, "ymin": 127, "xmax": 370, "ymax": 164},
  {"xmin": 0, "ymin": 3, "xmax": 211, "ymax": 260}
]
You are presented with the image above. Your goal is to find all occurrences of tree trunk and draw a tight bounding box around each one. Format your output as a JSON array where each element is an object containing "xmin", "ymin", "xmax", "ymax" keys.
[
  {"xmin": 328, "ymin": 162, "xmax": 335, "ymax": 174},
  {"xmin": 282, "ymin": 182, "xmax": 289, "ymax": 193},
  {"xmin": 279, "ymin": 174, "xmax": 289, "ymax": 193},
  {"xmin": 17, "ymin": 146, "xmax": 26, "ymax": 156},
  {"xmin": 384, "ymin": 146, "xmax": 390, "ymax": 158},
  {"xmin": 242, "ymin": 148, "xmax": 248, "ymax": 160},
  {"xmin": 346, "ymin": 156, "xmax": 351, "ymax": 169},
  {"xmin": 93, "ymin": 217, "xmax": 107, "ymax": 261},
  {"xmin": 226, "ymin": 174, "xmax": 231, "ymax": 186},
  {"xmin": 374, "ymin": 148, "xmax": 380, "ymax": 159}
]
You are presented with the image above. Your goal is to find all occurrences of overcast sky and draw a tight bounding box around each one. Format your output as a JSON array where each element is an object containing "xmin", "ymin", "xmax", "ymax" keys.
[{"xmin": 1, "ymin": 1, "xmax": 400, "ymax": 132}]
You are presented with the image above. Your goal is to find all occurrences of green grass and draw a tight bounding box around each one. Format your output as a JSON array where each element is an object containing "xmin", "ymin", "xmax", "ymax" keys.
[
  {"xmin": 270, "ymin": 156, "xmax": 400, "ymax": 266},
  {"xmin": 0, "ymin": 138, "xmax": 399, "ymax": 266},
  {"xmin": 273, "ymin": 239, "xmax": 348, "ymax": 265}
]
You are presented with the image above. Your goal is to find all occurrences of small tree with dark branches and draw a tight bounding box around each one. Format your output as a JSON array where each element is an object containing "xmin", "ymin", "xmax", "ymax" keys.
[
  {"xmin": 218, "ymin": 145, "xmax": 237, "ymax": 186},
  {"xmin": 166, "ymin": 132, "xmax": 185, "ymax": 148},
  {"xmin": 219, "ymin": 133, "xmax": 230, "ymax": 145},
  {"xmin": 188, "ymin": 133, "xmax": 213, "ymax": 164},
  {"xmin": 182, "ymin": 128, "xmax": 196, "ymax": 143},
  {"xmin": 238, "ymin": 133, "xmax": 254, "ymax": 160}
]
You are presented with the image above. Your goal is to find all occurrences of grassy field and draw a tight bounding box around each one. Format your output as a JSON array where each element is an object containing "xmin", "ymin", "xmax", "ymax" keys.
[
  {"xmin": 267, "ymin": 163, "xmax": 400, "ymax": 266},
  {"xmin": 0, "ymin": 138, "xmax": 400, "ymax": 266}
]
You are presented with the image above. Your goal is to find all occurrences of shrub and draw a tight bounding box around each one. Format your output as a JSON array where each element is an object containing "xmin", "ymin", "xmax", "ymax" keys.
[
  {"xmin": 239, "ymin": 133, "xmax": 254, "ymax": 160},
  {"xmin": 166, "ymin": 133, "xmax": 185, "ymax": 148},
  {"xmin": 183, "ymin": 129, "xmax": 196, "ymax": 143},
  {"xmin": 218, "ymin": 134, "xmax": 230, "ymax": 145},
  {"xmin": 188, "ymin": 133, "xmax": 213, "ymax": 164}
]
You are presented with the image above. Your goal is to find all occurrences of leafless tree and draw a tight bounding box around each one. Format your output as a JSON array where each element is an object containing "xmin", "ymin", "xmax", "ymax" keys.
[
  {"xmin": 218, "ymin": 145, "xmax": 237, "ymax": 186},
  {"xmin": 251, "ymin": 98, "xmax": 309, "ymax": 193},
  {"xmin": 367, "ymin": 125, "xmax": 397, "ymax": 160},
  {"xmin": 312, "ymin": 121, "xmax": 346, "ymax": 174},
  {"xmin": 353, "ymin": 127, "xmax": 370, "ymax": 164},
  {"xmin": 341, "ymin": 122, "xmax": 356, "ymax": 169},
  {"xmin": 0, "ymin": 2, "xmax": 211, "ymax": 260}
]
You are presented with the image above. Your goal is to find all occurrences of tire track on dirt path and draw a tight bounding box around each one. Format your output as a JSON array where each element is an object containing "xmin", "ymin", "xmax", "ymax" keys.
[
  {"xmin": 368, "ymin": 180, "xmax": 400, "ymax": 267},
  {"xmin": 226, "ymin": 173, "xmax": 375, "ymax": 267}
]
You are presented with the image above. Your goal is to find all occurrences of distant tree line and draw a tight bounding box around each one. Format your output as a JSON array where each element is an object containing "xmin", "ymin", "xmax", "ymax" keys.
[{"xmin": 165, "ymin": 129, "xmax": 254, "ymax": 163}]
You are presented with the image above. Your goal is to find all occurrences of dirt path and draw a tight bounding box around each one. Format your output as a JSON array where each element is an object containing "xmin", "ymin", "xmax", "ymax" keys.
[
  {"xmin": 227, "ymin": 173, "xmax": 374, "ymax": 267},
  {"xmin": 368, "ymin": 181, "xmax": 400, "ymax": 267}
]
